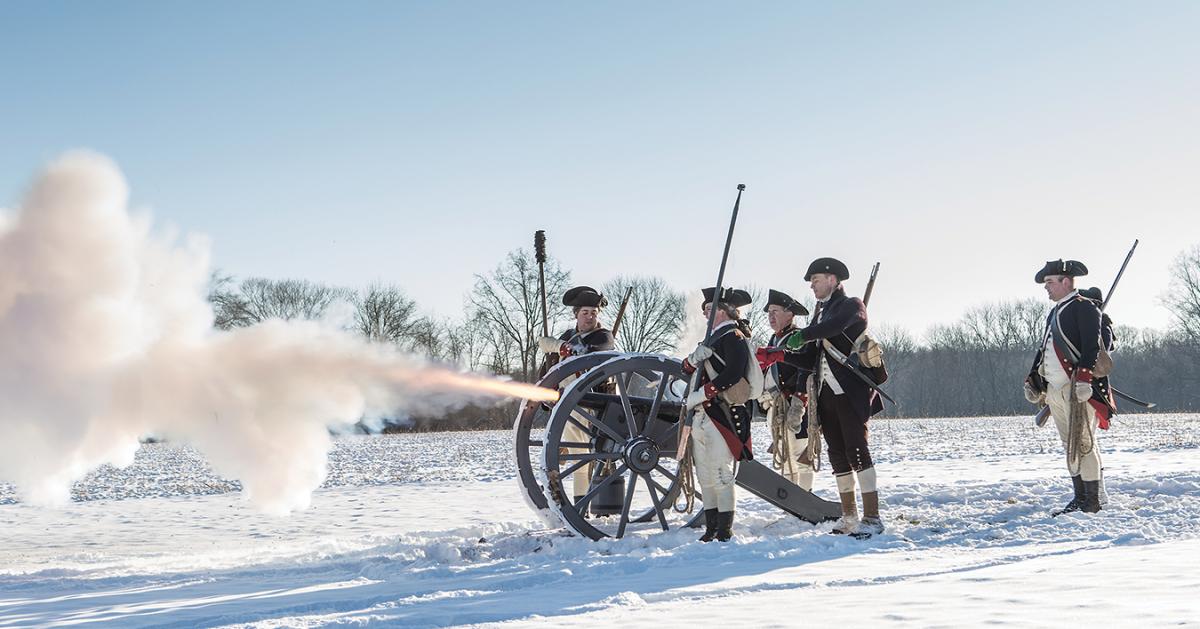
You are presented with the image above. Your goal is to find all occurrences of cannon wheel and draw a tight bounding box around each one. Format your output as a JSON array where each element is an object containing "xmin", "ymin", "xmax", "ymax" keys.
[
  {"xmin": 541, "ymin": 353, "xmax": 705, "ymax": 540},
  {"xmin": 513, "ymin": 351, "xmax": 621, "ymax": 523}
]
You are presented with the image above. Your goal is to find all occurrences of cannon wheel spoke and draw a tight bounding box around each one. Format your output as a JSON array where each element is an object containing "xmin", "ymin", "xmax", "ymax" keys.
[
  {"xmin": 642, "ymin": 473, "xmax": 670, "ymax": 531},
  {"xmin": 559, "ymin": 451, "xmax": 619, "ymax": 479},
  {"xmin": 559, "ymin": 451, "xmax": 619, "ymax": 462},
  {"xmin": 577, "ymin": 463, "xmax": 629, "ymax": 511},
  {"xmin": 570, "ymin": 407, "xmax": 626, "ymax": 444},
  {"xmin": 643, "ymin": 374, "xmax": 674, "ymax": 440},
  {"xmin": 615, "ymin": 472, "xmax": 639, "ymax": 538},
  {"xmin": 644, "ymin": 472, "xmax": 672, "ymax": 499},
  {"xmin": 615, "ymin": 372, "xmax": 640, "ymax": 438},
  {"xmin": 650, "ymin": 462, "xmax": 700, "ymax": 503},
  {"xmin": 654, "ymin": 463, "xmax": 679, "ymax": 484}
]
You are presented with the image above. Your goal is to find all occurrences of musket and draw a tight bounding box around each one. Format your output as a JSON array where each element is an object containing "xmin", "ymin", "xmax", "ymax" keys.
[
  {"xmin": 1102, "ymin": 239, "xmax": 1138, "ymax": 312},
  {"xmin": 611, "ymin": 285, "xmax": 634, "ymax": 338},
  {"xmin": 818, "ymin": 340, "xmax": 897, "ymax": 406},
  {"xmin": 677, "ymin": 185, "xmax": 746, "ymax": 461},
  {"xmin": 862, "ymin": 262, "xmax": 881, "ymax": 307},
  {"xmin": 1113, "ymin": 387, "xmax": 1155, "ymax": 408},
  {"xmin": 1038, "ymin": 387, "xmax": 1155, "ymax": 427}
]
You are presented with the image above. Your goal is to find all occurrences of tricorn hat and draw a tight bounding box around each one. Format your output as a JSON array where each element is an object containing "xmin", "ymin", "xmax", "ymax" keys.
[
  {"xmin": 701, "ymin": 286, "xmax": 753, "ymax": 309},
  {"xmin": 562, "ymin": 286, "xmax": 607, "ymax": 308},
  {"xmin": 763, "ymin": 288, "xmax": 809, "ymax": 316},
  {"xmin": 1079, "ymin": 286, "xmax": 1103, "ymax": 302},
  {"xmin": 804, "ymin": 257, "xmax": 850, "ymax": 282},
  {"xmin": 1034, "ymin": 259, "xmax": 1088, "ymax": 283}
]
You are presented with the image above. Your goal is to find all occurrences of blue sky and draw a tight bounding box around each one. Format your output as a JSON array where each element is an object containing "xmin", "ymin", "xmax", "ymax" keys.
[{"xmin": 2, "ymin": 2, "xmax": 1198, "ymax": 334}]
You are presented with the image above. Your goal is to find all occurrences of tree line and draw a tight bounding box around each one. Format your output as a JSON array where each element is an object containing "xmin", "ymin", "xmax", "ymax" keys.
[{"xmin": 207, "ymin": 245, "xmax": 1200, "ymax": 429}]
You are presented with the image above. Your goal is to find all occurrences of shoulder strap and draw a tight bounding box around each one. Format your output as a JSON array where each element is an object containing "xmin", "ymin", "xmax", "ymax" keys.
[{"xmin": 1051, "ymin": 299, "xmax": 1083, "ymax": 363}]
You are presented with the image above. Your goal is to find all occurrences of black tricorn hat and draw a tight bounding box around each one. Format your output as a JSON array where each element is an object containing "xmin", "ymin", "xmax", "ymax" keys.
[
  {"xmin": 804, "ymin": 257, "xmax": 850, "ymax": 282},
  {"xmin": 1034, "ymin": 259, "xmax": 1088, "ymax": 283},
  {"xmin": 562, "ymin": 286, "xmax": 607, "ymax": 308},
  {"xmin": 763, "ymin": 289, "xmax": 810, "ymax": 316},
  {"xmin": 1079, "ymin": 286, "xmax": 1103, "ymax": 302},
  {"xmin": 701, "ymin": 287, "xmax": 753, "ymax": 308}
]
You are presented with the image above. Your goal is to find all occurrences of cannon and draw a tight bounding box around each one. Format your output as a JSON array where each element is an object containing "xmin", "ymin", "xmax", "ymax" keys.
[{"xmin": 513, "ymin": 351, "xmax": 843, "ymax": 540}]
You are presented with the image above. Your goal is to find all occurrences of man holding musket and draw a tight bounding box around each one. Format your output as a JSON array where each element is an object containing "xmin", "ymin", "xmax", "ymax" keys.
[
  {"xmin": 1024, "ymin": 260, "xmax": 1115, "ymax": 515},
  {"xmin": 756, "ymin": 289, "xmax": 816, "ymax": 490},
  {"xmin": 780, "ymin": 258, "xmax": 885, "ymax": 536},
  {"xmin": 682, "ymin": 287, "xmax": 754, "ymax": 542},
  {"xmin": 537, "ymin": 286, "xmax": 616, "ymax": 510}
]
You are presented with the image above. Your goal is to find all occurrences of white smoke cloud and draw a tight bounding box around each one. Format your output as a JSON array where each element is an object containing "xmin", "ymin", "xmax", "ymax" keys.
[
  {"xmin": 675, "ymin": 293, "xmax": 708, "ymax": 357},
  {"xmin": 0, "ymin": 151, "xmax": 554, "ymax": 514}
]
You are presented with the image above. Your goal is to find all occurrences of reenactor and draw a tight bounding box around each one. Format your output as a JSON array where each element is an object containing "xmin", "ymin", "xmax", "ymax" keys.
[
  {"xmin": 537, "ymin": 286, "xmax": 616, "ymax": 510},
  {"xmin": 756, "ymin": 289, "xmax": 816, "ymax": 490},
  {"xmin": 1024, "ymin": 260, "xmax": 1115, "ymax": 515},
  {"xmin": 683, "ymin": 287, "xmax": 755, "ymax": 542},
  {"xmin": 782, "ymin": 258, "xmax": 886, "ymax": 537}
]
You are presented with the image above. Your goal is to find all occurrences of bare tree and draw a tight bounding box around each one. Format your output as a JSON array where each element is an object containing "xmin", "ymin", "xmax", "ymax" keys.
[
  {"xmin": 1164, "ymin": 245, "xmax": 1200, "ymax": 343},
  {"xmin": 739, "ymin": 284, "xmax": 771, "ymax": 346},
  {"xmin": 207, "ymin": 270, "xmax": 241, "ymax": 330},
  {"xmin": 601, "ymin": 275, "xmax": 685, "ymax": 353},
  {"xmin": 873, "ymin": 324, "xmax": 918, "ymax": 355},
  {"xmin": 444, "ymin": 315, "xmax": 490, "ymax": 371},
  {"xmin": 352, "ymin": 284, "xmax": 433, "ymax": 353},
  {"xmin": 929, "ymin": 299, "xmax": 1045, "ymax": 351},
  {"xmin": 468, "ymin": 249, "xmax": 572, "ymax": 381},
  {"xmin": 407, "ymin": 318, "xmax": 446, "ymax": 360},
  {"xmin": 209, "ymin": 276, "xmax": 352, "ymax": 329}
]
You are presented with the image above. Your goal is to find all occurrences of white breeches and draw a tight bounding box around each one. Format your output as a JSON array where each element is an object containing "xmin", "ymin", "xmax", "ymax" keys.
[
  {"xmin": 781, "ymin": 433, "xmax": 814, "ymax": 491},
  {"xmin": 691, "ymin": 411, "xmax": 736, "ymax": 512},
  {"xmin": 766, "ymin": 403, "xmax": 814, "ymax": 491},
  {"xmin": 1046, "ymin": 384, "xmax": 1103, "ymax": 481},
  {"xmin": 564, "ymin": 411, "xmax": 591, "ymax": 497}
]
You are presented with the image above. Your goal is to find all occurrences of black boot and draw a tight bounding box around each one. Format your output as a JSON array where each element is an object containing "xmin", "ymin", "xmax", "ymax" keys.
[
  {"xmin": 715, "ymin": 511, "xmax": 734, "ymax": 542},
  {"xmin": 1052, "ymin": 476, "xmax": 1085, "ymax": 517},
  {"xmin": 698, "ymin": 509, "xmax": 718, "ymax": 542},
  {"xmin": 1081, "ymin": 480, "xmax": 1102, "ymax": 513}
]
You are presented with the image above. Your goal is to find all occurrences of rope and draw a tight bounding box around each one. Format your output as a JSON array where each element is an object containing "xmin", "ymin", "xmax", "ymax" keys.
[
  {"xmin": 805, "ymin": 372, "xmax": 823, "ymax": 473},
  {"xmin": 768, "ymin": 396, "xmax": 797, "ymax": 476},
  {"xmin": 1067, "ymin": 380, "xmax": 1096, "ymax": 473},
  {"xmin": 674, "ymin": 438, "xmax": 698, "ymax": 513}
]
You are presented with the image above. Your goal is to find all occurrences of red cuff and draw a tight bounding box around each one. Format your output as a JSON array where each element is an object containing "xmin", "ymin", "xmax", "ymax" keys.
[
  {"xmin": 756, "ymin": 347, "xmax": 785, "ymax": 370},
  {"xmin": 1076, "ymin": 368, "xmax": 1093, "ymax": 383},
  {"xmin": 559, "ymin": 345, "xmax": 572, "ymax": 359},
  {"xmin": 703, "ymin": 382, "xmax": 719, "ymax": 399},
  {"xmin": 681, "ymin": 359, "xmax": 696, "ymax": 375}
]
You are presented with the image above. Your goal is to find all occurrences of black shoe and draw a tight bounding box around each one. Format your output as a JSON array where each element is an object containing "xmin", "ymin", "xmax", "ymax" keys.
[
  {"xmin": 1081, "ymin": 480, "xmax": 1102, "ymax": 513},
  {"xmin": 1052, "ymin": 476, "xmax": 1085, "ymax": 517},
  {"xmin": 715, "ymin": 511, "xmax": 734, "ymax": 542},
  {"xmin": 699, "ymin": 509, "xmax": 718, "ymax": 542}
]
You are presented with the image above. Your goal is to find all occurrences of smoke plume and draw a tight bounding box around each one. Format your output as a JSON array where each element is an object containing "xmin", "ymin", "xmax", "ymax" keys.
[{"xmin": 0, "ymin": 151, "xmax": 555, "ymax": 514}]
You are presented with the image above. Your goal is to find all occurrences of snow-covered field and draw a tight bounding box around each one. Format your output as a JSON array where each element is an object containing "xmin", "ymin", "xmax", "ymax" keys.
[{"xmin": 2, "ymin": 414, "xmax": 1199, "ymax": 628}]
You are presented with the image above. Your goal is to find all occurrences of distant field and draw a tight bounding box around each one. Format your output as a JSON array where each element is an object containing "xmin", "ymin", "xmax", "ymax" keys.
[{"xmin": 3, "ymin": 413, "xmax": 1197, "ymax": 504}]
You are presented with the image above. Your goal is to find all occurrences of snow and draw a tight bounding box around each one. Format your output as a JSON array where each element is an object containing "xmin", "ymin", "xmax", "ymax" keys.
[{"xmin": 2, "ymin": 414, "xmax": 1199, "ymax": 627}]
